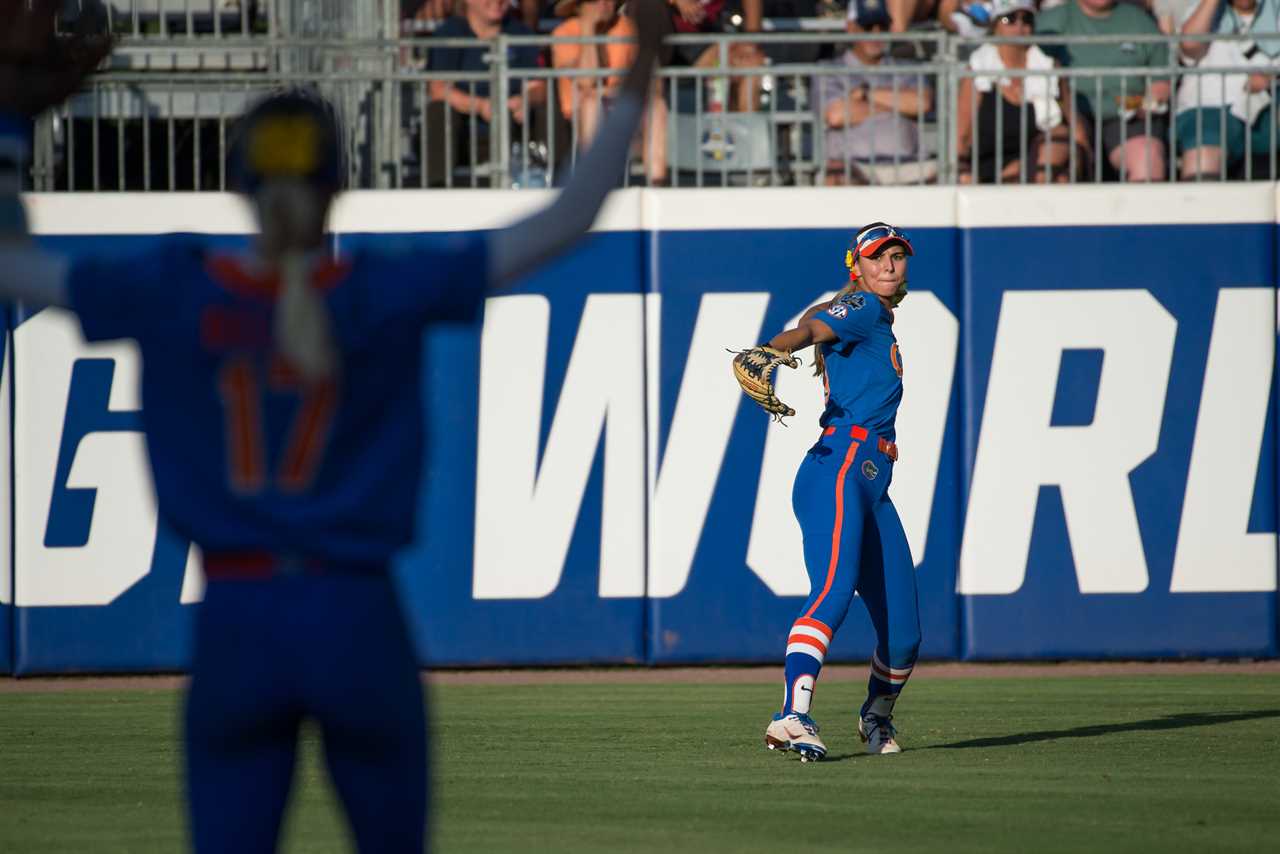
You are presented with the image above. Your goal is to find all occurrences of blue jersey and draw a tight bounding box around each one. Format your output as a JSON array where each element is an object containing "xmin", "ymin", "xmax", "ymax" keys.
[
  {"xmin": 812, "ymin": 289, "xmax": 903, "ymax": 441},
  {"xmin": 66, "ymin": 234, "xmax": 487, "ymax": 565}
]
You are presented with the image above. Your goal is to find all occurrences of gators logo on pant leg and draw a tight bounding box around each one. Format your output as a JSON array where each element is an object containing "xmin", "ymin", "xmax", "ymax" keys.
[{"xmin": 862, "ymin": 460, "xmax": 879, "ymax": 480}]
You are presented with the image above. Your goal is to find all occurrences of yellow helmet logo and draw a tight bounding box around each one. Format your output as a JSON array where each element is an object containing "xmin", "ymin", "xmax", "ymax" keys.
[
  {"xmin": 248, "ymin": 115, "xmax": 321, "ymax": 177},
  {"xmin": 844, "ymin": 249, "xmax": 854, "ymax": 270}
]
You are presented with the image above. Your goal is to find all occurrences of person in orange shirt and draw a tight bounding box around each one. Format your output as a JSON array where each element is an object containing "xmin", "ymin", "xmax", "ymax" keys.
[{"xmin": 553, "ymin": 0, "xmax": 668, "ymax": 184}]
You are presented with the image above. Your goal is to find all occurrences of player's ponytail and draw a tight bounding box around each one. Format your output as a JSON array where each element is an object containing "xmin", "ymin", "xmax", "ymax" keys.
[{"xmin": 276, "ymin": 250, "xmax": 338, "ymax": 383}]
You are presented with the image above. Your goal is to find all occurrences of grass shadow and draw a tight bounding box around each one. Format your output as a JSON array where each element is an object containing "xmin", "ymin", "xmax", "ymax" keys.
[{"xmin": 925, "ymin": 709, "xmax": 1280, "ymax": 750}]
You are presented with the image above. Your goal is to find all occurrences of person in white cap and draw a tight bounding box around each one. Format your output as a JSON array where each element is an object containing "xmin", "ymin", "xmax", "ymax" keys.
[{"xmin": 956, "ymin": 0, "xmax": 1090, "ymax": 182}]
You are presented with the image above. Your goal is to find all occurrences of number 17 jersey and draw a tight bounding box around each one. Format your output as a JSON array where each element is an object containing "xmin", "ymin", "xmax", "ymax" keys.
[{"xmin": 66, "ymin": 234, "xmax": 488, "ymax": 565}]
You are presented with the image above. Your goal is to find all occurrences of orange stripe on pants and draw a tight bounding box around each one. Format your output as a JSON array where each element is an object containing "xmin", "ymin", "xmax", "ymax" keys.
[{"xmin": 804, "ymin": 439, "xmax": 861, "ymax": 619}]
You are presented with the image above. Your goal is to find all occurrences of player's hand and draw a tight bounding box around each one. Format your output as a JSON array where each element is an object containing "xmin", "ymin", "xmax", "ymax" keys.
[
  {"xmin": 476, "ymin": 97, "xmax": 494, "ymax": 122},
  {"xmin": 0, "ymin": 0, "xmax": 113, "ymax": 117},
  {"xmin": 1248, "ymin": 72, "xmax": 1272, "ymax": 93}
]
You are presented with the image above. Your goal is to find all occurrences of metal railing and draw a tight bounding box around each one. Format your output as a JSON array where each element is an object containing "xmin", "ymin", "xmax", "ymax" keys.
[
  {"xmin": 28, "ymin": 27, "xmax": 1280, "ymax": 190},
  {"xmin": 948, "ymin": 32, "xmax": 1280, "ymax": 185}
]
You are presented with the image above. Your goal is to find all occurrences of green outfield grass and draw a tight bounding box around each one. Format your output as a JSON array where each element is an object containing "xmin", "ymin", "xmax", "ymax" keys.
[{"xmin": 1, "ymin": 674, "xmax": 1278, "ymax": 853}]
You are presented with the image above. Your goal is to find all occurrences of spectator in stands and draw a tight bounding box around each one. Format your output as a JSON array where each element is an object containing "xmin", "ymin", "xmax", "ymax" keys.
[
  {"xmin": 425, "ymin": 0, "xmax": 549, "ymax": 184},
  {"xmin": 956, "ymin": 0, "xmax": 1091, "ymax": 181},
  {"xmin": 818, "ymin": 0, "xmax": 935, "ymax": 182},
  {"xmin": 1036, "ymin": 0, "xmax": 1172, "ymax": 181},
  {"xmin": 552, "ymin": 0, "xmax": 669, "ymax": 182},
  {"xmin": 411, "ymin": 0, "xmax": 543, "ymax": 29},
  {"xmin": 403, "ymin": 0, "xmax": 457, "ymax": 34},
  {"xmin": 1175, "ymin": 0, "xmax": 1280, "ymax": 179},
  {"xmin": 664, "ymin": 0, "xmax": 767, "ymax": 111}
]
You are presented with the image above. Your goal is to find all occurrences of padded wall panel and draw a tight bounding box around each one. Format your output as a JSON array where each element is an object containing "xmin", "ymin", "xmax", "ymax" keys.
[{"xmin": 957, "ymin": 217, "xmax": 1278, "ymax": 659}]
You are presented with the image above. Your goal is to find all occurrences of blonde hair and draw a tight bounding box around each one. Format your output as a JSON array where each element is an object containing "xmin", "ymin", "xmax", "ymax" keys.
[{"xmin": 276, "ymin": 252, "xmax": 338, "ymax": 383}]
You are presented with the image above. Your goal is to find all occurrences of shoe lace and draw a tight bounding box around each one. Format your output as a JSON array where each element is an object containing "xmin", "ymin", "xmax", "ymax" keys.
[
  {"xmin": 864, "ymin": 714, "xmax": 896, "ymax": 741},
  {"xmin": 791, "ymin": 713, "xmax": 820, "ymax": 735}
]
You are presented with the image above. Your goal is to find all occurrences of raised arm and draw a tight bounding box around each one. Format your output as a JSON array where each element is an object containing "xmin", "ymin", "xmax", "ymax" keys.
[
  {"xmin": 1179, "ymin": 0, "xmax": 1224, "ymax": 62},
  {"xmin": 0, "ymin": 0, "xmax": 112, "ymax": 307},
  {"xmin": 486, "ymin": 0, "xmax": 664, "ymax": 291}
]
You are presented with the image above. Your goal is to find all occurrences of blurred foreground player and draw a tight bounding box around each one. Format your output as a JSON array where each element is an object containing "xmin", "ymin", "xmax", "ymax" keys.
[
  {"xmin": 0, "ymin": 0, "xmax": 665, "ymax": 849},
  {"xmin": 732, "ymin": 224, "xmax": 922, "ymax": 761}
]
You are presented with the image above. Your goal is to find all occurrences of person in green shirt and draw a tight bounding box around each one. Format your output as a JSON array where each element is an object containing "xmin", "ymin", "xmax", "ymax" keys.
[{"xmin": 1037, "ymin": 0, "xmax": 1173, "ymax": 180}]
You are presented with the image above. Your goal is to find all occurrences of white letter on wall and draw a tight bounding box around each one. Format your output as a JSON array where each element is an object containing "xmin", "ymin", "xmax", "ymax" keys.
[
  {"xmin": 15, "ymin": 309, "xmax": 160, "ymax": 606},
  {"xmin": 180, "ymin": 545, "xmax": 206, "ymax": 604},
  {"xmin": 1171, "ymin": 288, "xmax": 1277, "ymax": 592},
  {"xmin": 0, "ymin": 330, "xmax": 9, "ymax": 607},
  {"xmin": 647, "ymin": 292, "xmax": 771, "ymax": 597},
  {"xmin": 958, "ymin": 290, "xmax": 1175, "ymax": 595},
  {"xmin": 473, "ymin": 294, "xmax": 645, "ymax": 599}
]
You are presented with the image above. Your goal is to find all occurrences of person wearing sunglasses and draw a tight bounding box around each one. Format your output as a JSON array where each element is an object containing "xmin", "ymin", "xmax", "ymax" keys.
[
  {"xmin": 760, "ymin": 223, "xmax": 921, "ymax": 762},
  {"xmin": 956, "ymin": 0, "xmax": 1091, "ymax": 182}
]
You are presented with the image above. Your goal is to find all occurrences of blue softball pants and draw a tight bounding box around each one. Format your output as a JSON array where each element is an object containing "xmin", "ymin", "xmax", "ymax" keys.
[
  {"xmin": 184, "ymin": 571, "xmax": 428, "ymax": 853},
  {"xmin": 781, "ymin": 425, "xmax": 921, "ymax": 717}
]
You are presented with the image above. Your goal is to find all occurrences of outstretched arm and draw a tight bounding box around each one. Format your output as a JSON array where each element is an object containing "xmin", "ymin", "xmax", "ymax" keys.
[
  {"xmin": 0, "ymin": 0, "xmax": 112, "ymax": 307},
  {"xmin": 486, "ymin": 0, "xmax": 665, "ymax": 291},
  {"xmin": 767, "ymin": 316, "xmax": 839, "ymax": 356},
  {"xmin": 0, "ymin": 246, "xmax": 71, "ymax": 307}
]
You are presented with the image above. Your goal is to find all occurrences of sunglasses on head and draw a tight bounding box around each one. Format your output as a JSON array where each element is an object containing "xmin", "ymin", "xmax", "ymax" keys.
[
  {"xmin": 998, "ymin": 10, "xmax": 1034, "ymax": 25},
  {"xmin": 853, "ymin": 224, "xmax": 914, "ymax": 258}
]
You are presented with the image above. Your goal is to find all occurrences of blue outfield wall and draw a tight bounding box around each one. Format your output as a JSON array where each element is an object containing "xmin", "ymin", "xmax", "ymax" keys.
[{"xmin": 7, "ymin": 186, "xmax": 1279, "ymax": 673}]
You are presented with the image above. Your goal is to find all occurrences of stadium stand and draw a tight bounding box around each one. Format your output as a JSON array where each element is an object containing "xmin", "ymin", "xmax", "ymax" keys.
[{"xmin": 27, "ymin": 0, "xmax": 1280, "ymax": 188}]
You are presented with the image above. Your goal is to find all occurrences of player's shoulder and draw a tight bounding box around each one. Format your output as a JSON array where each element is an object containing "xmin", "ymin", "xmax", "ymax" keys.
[
  {"xmin": 825, "ymin": 290, "xmax": 871, "ymax": 321},
  {"xmin": 163, "ymin": 233, "xmax": 212, "ymax": 260},
  {"xmin": 104, "ymin": 232, "xmax": 208, "ymax": 274},
  {"xmin": 343, "ymin": 233, "xmax": 487, "ymax": 289}
]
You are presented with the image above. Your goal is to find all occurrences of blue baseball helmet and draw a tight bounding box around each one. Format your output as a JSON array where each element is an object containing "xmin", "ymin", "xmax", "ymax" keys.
[{"xmin": 230, "ymin": 89, "xmax": 344, "ymax": 194}]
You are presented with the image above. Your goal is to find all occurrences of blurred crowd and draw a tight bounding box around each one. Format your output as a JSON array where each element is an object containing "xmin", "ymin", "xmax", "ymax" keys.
[
  {"xmin": 36, "ymin": 0, "xmax": 1280, "ymax": 188},
  {"xmin": 401, "ymin": 0, "xmax": 1280, "ymax": 184}
]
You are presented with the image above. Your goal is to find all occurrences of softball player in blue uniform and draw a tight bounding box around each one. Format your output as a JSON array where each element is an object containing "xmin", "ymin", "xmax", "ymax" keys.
[
  {"xmin": 761, "ymin": 223, "xmax": 922, "ymax": 762},
  {"xmin": 0, "ymin": 1, "xmax": 664, "ymax": 848}
]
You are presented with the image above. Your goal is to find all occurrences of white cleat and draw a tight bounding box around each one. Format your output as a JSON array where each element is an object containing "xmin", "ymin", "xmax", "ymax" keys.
[
  {"xmin": 858, "ymin": 714, "xmax": 902, "ymax": 755},
  {"xmin": 764, "ymin": 713, "xmax": 828, "ymax": 762}
]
